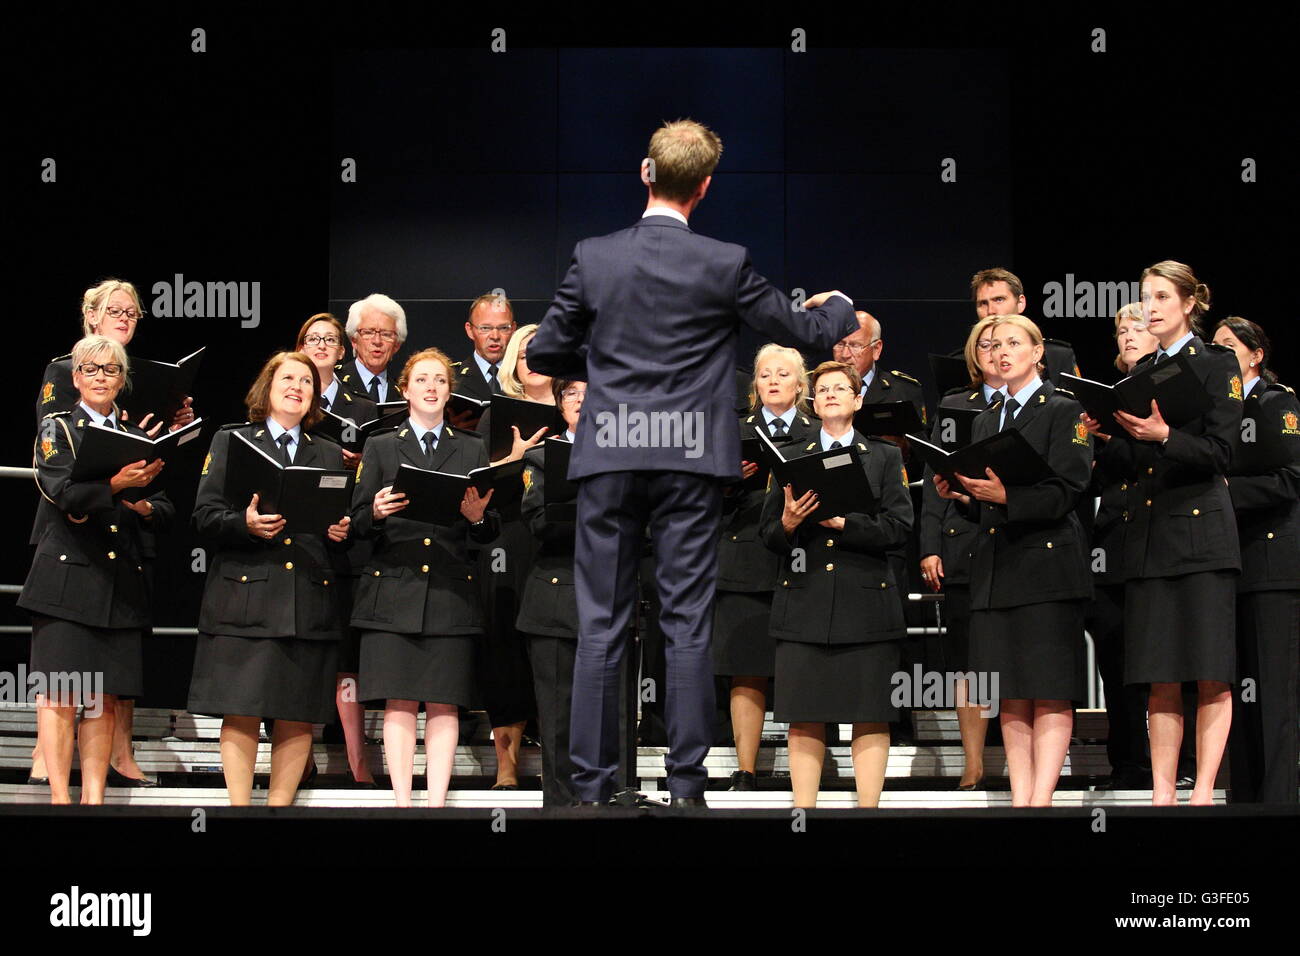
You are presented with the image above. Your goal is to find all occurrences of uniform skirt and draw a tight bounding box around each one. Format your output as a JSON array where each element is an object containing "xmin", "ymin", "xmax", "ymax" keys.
[
  {"xmin": 969, "ymin": 601, "xmax": 1088, "ymax": 703},
  {"xmin": 188, "ymin": 634, "xmax": 338, "ymax": 724},
  {"xmin": 774, "ymin": 639, "xmax": 900, "ymax": 724},
  {"xmin": 711, "ymin": 590, "xmax": 776, "ymax": 677},
  {"xmin": 1124, "ymin": 571, "xmax": 1236, "ymax": 684},
  {"xmin": 359, "ymin": 632, "xmax": 476, "ymax": 707},
  {"xmin": 29, "ymin": 615, "xmax": 143, "ymax": 701}
]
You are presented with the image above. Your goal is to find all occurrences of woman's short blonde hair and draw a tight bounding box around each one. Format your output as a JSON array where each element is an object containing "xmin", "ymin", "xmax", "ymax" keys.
[
  {"xmin": 962, "ymin": 316, "xmax": 1000, "ymax": 386},
  {"xmin": 749, "ymin": 343, "xmax": 810, "ymax": 413},
  {"xmin": 499, "ymin": 324, "xmax": 542, "ymax": 399},
  {"xmin": 987, "ymin": 315, "xmax": 1046, "ymax": 375},
  {"xmin": 81, "ymin": 279, "xmax": 143, "ymax": 337},
  {"xmin": 1112, "ymin": 302, "xmax": 1147, "ymax": 373}
]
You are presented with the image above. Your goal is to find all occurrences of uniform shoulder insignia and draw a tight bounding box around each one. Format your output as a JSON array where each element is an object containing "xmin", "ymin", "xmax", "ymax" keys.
[
  {"xmin": 891, "ymin": 370, "xmax": 921, "ymax": 385},
  {"xmin": 303, "ymin": 433, "xmax": 314, "ymax": 443},
  {"xmin": 1205, "ymin": 342, "xmax": 1233, "ymax": 353},
  {"xmin": 1280, "ymin": 383, "xmax": 1296, "ymax": 395},
  {"xmin": 800, "ymin": 416, "xmax": 811, "ymax": 425},
  {"xmin": 40, "ymin": 381, "xmax": 57, "ymax": 404},
  {"xmin": 1187, "ymin": 345, "xmax": 1198, "ymax": 355},
  {"xmin": 1228, "ymin": 374, "xmax": 1243, "ymax": 401},
  {"xmin": 1053, "ymin": 386, "xmax": 1076, "ymax": 398},
  {"xmin": 341, "ymin": 392, "xmax": 354, "ymax": 403},
  {"xmin": 1038, "ymin": 394, "xmax": 1046, "ymax": 404},
  {"xmin": 42, "ymin": 409, "xmax": 72, "ymax": 418},
  {"xmin": 805, "ymin": 442, "xmax": 817, "ymax": 451},
  {"xmin": 216, "ymin": 421, "xmax": 249, "ymax": 431},
  {"xmin": 201, "ymin": 451, "xmax": 212, "ymax": 475},
  {"xmin": 398, "ymin": 427, "xmax": 409, "ymax": 438},
  {"xmin": 745, "ymin": 415, "xmax": 755, "ymax": 423},
  {"xmin": 522, "ymin": 465, "xmax": 533, "ymax": 491},
  {"xmin": 857, "ymin": 441, "xmax": 867, "ymax": 451},
  {"xmin": 50, "ymin": 353, "xmax": 72, "ymax": 362}
]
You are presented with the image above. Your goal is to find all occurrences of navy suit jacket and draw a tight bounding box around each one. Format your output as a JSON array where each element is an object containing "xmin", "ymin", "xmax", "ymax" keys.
[{"xmin": 528, "ymin": 214, "xmax": 858, "ymax": 480}]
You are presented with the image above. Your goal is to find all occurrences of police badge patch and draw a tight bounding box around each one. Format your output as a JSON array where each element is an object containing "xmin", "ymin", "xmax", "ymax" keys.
[
  {"xmin": 41, "ymin": 381, "xmax": 55, "ymax": 405},
  {"xmin": 1229, "ymin": 375, "xmax": 1243, "ymax": 401}
]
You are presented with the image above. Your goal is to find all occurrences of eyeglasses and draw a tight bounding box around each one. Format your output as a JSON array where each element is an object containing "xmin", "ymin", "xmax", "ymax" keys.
[
  {"xmin": 97, "ymin": 307, "xmax": 143, "ymax": 322},
  {"xmin": 832, "ymin": 340, "xmax": 879, "ymax": 356},
  {"xmin": 814, "ymin": 383, "xmax": 856, "ymax": 396},
  {"xmin": 77, "ymin": 362, "xmax": 124, "ymax": 377},
  {"xmin": 471, "ymin": 324, "xmax": 514, "ymax": 335},
  {"xmin": 356, "ymin": 329, "xmax": 398, "ymax": 342},
  {"xmin": 303, "ymin": 334, "xmax": 342, "ymax": 347},
  {"xmin": 561, "ymin": 388, "xmax": 586, "ymax": 402},
  {"xmin": 976, "ymin": 341, "xmax": 994, "ymax": 352}
]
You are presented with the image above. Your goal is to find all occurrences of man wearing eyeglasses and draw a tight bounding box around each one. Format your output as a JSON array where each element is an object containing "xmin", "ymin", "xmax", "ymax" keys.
[
  {"xmin": 337, "ymin": 293, "xmax": 407, "ymax": 404},
  {"xmin": 832, "ymin": 310, "xmax": 926, "ymax": 425},
  {"xmin": 456, "ymin": 292, "xmax": 518, "ymax": 404}
]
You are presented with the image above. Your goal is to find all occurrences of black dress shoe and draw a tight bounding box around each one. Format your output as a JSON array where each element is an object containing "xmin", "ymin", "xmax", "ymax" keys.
[
  {"xmin": 491, "ymin": 783, "xmax": 519, "ymax": 791},
  {"xmin": 728, "ymin": 770, "xmax": 757, "ymax": 791},
  {"xmin": 1175, "ymin": 774, "xmax": 1195, "ymax": 790},
  {"xmin": 671, "ymin": 796, "xmax": 707, "ymax": 808},
  {"xmin": 956, "ymin": 776, "xmax": 986, "ymax": 792},
  {"xmin": 106, "ymin": 767, "xmax": 158, "ymax": 788},
  {"xmin": 26, "ymin": 776, "xmax": 48, "ymax": 786}
]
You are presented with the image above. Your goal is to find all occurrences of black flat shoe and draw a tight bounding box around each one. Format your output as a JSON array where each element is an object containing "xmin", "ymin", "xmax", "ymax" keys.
[
  {"xmin": 26, "ymin": 776, "xmax": 48, "ymax": 786},
  {"xmin": 106, "ymin": 767, "xmax": 158, "ymax": 788},
  {"xmin": 490, "ymin": 783, "xmax": 519, "ymax": 791},
  {"xmin": 728, "ymin": 770, "xmax": 757, "ymax": 791},
  {"xmin": 956, "ymin": 776, "xmax": 986, "ymax": 791},
  {"xmin": 671, "ymin": 796, "xmax": 707, "ymax": 808}
]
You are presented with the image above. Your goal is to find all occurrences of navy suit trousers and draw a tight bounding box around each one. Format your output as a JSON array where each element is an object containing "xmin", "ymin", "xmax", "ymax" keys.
[{"xmin": 570, "ymin": 471, "xmax": 722, "ymax": 800}]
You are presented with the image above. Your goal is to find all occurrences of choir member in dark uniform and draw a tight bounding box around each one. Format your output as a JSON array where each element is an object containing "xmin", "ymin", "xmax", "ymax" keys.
[
  {"xmin": 296, "ymin": 312, "xmax": 378, "ymax": 784},
  {"xmin": 21, "ymin": 336, "xmax": 173, "ymax": 804},
  {"xmin": 760, "ymin": 361, "xmax": 913, "ymax": 808},
  {"xmin": 455, "ymin": 292, "xmax": 517, "ymax": 406},
  {"xmin": 32, "ymin": 279, "xmax": 194, "ymax": 788},
  {"xmin": 350, "ymin": 348, "xmax": 499, "ymax": 807},
  {"xmin": 936, "ymin": 315, "xmax": 1093, "ymax": 806},
  {"xmin": 1083, "ymin": 304, "xmax": 1159, "ymax": 789},
  {"xmin": 1214, "ymin": 317, "xmax": 1299, "ymax": 803},
  {"xmin": 970, "ymin": 267, "xmax": 1083, "ymax": 385},
  {"xmin": 473, "ymin": 323, "xmax": 550, "ymax": 789},
  {"xmin": 187, "ymin": 352, "xmax": 352, "ymax": 806},
  {"xmin": 516, "ymin": 378, "xmax": 585, "ymax": 806},
  {"xmin": 716, "ymin": 344, "xmax": 816, "ymax": 790},
  {"xmin": 919, "ymin": 316, "xmax": 1004, "ymax": 789},
  {"xmin": 336, "ymin": 294, "xmax": 405, "ymax": 404},
  {"xmin": 1082, "ymin": 261, "xmax": 1242, "ymax": 806}
]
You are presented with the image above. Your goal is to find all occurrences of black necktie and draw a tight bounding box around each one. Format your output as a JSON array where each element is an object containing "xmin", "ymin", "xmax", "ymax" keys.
[
  {"xmin": 422, "ymin": 431, "xmax": 437, "ymax": 466},
  {"xmin": 1000, "ymin": 397, "xmax": 1019, "ymax": 432},
  {"xmin": 276, "ymin": 432, "xmax": 294, "ymax": 466},
  {"xmin": 770, "ymin": 418, "xmax": 787, "ymax": 437},
  {"xmin": 320, "ymin": 394, "xmax": 330, "ymax": 411},
  {"xmin": 368, "ymin": 376, "xmax": 382, "ymax": 403},
  {"xmin": 1154, "ymin": 351, "xmax": 1169, "ymax": 365},
  {"xmin": 829, "ymin": 440, "xmax": 843, "ymax": 450},
  {"xmin": 488, "ymin": 365, "xmax": 504, "ymax": 395}
]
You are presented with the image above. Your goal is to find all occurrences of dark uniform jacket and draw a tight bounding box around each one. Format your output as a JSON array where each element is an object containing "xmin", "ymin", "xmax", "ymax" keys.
[
  {"xmin": 962, "ymin": 380, "xmax": 1094, "ymax": 610},
  {"xmin": 515, "ymin": 442, "xmax": 578, "ymax": 639},
  {"xmin": 918, "ymin": 385, "xmax": 995, "ymax": 586},
  {"xmin": 35, "ymin": 356, "xmax": 77, "ymax": 429},
  {"xmin": 1228, "ymin": 381, "xmax": 1300, "ymax": 592},
  {"xmin": 193, "ymin": 423, "xmax": 350, "ymax": 640},
  {"xmin": 20, "ymin": 410, "xmax": 173, "ymax": 629},
  {"xmin": 718, "ymin": 409, "xmax": 816, "ymax": 593},
  {"xmin": 319, "ymin": 384, "xmax": 378, "ymax": 422},
  {"xmin": 862, "ymin": 367, "xmax": 927, "ymax": 426},
  {"xmin": 1097, "ymin": 339, "xmax": 1243, "ymax": 579},
  {"xmin": 335, "ymin": 359, "xmax": 392, "ymax": 404},
  {"xmin": 454, "ymin": 353, "xmax": 497, "ymax": 403},
  {"xmin": 1043, "ymin": 338, "xmax": 1082, "ymax": 386},
  {"xmin": 759, "ymin": 430, "xmax": 913, "ymax": 645},
  {"xmin": 348, "ymin": 420, "xmax": 499, "ymax": 635}
]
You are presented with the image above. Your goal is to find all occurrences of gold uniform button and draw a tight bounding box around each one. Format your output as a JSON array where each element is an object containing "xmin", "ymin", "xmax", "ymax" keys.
[
  {"xmin": 1119, "ymin": 483, "xmax": 1127, "ymax": 492},
  {"xmin": 782, "ymin": 580, "xmax": 789, "ymax": 586},
  {"xmin": 136, "ymin": 566, "xmax": 143, "ymax": 572},
  {"xmin": 107, "ymin": 551, "xmax": 116, "ymax": 560},
  {"xmin": 551, "ymin": 577, "xmax": 559, "ymax": 584},
  {"xmin": 423, "ymin": 537, "xmax": 432, "ymax": 546},
  {"xmin": 467, "ymin": 574, "xmax": 474, "ymax": 581},
  {"xmin": 879, "ymin": 581, "xmax": 887, "ymax": 589},
  {"xmin": 323, "ymin": 579, "xmax": 329, "ymax": 586},
  {"xmin": 285, "ymin": 562, "xmax": 294, "ymax": 570},
  {"xmin": 1267, "ymin": 532, "xmax": 1275, "ymax": 539},
  {"xmin": 421, "ymin": 565, "xmax": 429, "ymax": 573},
  {"xmin": 731, "ymin": 535, "xmax": 738, "ymax": 541},
  {"xmin": 1123, "ymin": 511, "xmax": 1130, "ymax": 521},
  {"xmin": 946, "ymin": 528, "xmax": 956, "ymax": 536},
  {"xmin": 240, "ymin": 575, "xmax": 248, "ymax": 583},
  {"xmin": 59, "ymin": 554, "xmax": 67, "ymax": 562},
  {"xmin": 988, "ymin": 527, "xmax": 997, "ymax": 535},
  {"xmin": 109, "ymin": 524, "xmax": 119, "ymax": 532},
  {"xmin": 373, "ymin": 570, "xmax": 381, "ymax": 577},
  {"xmin": 1046, "ymin": 542, "xmax": 1053, "ymax": 549},
  {"xmin": 1192, "ymin": 508, "xmax": 1200, "ymax": 516},
  {"xmin": 284, "ymin": 537, "xmax": 292, "ymax": 545},
  {"xmin": 1145, "ymin": 499, "xmax": 1152, "ymax": 507},
  {"xmin": 825, "ymin": 563, "xmax": 834, "ymax": 571},
  {"xmin": 1146, "ymin": 467, "xmax": 1154, "ymax": 475}
]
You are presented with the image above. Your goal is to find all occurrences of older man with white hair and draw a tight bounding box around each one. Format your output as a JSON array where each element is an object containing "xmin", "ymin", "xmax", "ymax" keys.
[{"xmin": 337, "ymin": 293, "xmax": 407, "ymax": 404}]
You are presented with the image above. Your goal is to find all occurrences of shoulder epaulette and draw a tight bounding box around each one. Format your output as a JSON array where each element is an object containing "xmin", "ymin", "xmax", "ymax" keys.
[
  {"xmin": 941, "ymin": 385, "xmax": 970, "ymax": 397},
  {"xmin": 891, "ymin": 370, "xmax": 921, "ymax": 385},
  {"xmin": 1053, "ymin": 386, "xmax": 1076, "ymax": 399},
  {"xmin": 1204, "ymin": 342, "xmax": 1233, "ymax": 354},
  {"xmin": 50, "ymin": 353, "xmax": 72, "ymax": 363},
  {"xmin": 1044, "ymin": 337, "xmax": 1075, "ymax": 348},
  {"xmin": 217, "ymin": 421, "xmax": 250, "ymax": 431},
  {"xmin": 40, "ymin": 409, "xmax": 72, "ymax": 420}
]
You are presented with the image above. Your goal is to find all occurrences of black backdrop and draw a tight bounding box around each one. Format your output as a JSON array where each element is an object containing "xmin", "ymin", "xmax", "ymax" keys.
[{"xmin": 3, "ymin": 4, "xmax": 1292, "ymax": 703}]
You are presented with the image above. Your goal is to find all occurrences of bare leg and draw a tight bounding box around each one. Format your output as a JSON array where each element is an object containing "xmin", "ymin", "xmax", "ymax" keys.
[
  {"xmin": 1000, "ymin": 700, "xmax": 1034, "ymax": 806},
  {"xmin": 110, "ymin": 698, "xmax": 145, "ymax": 778},
  {"xmin": 492, "ymin": 720, "xmax": 525, "ymax": 787},
  {"xmin": 76, "ymin": 692, "xmax": 116, "ymax": 805},
  {"xmin": 1028, "ymin": 700, "xmax": 1072, "ymax": 807},
  {"xmin": 268, "ymin": 720, "xmax": 312, "ymax": 806},
  {"xmin": 730, "ymin": 677, "xmax": 767, "ymax": 774},
  {"xmin": 1148, "ymin": 682, "xmax": 1183, "ymax": 806},
  {"xmin": 955, "ymin": 677, "xmax": 989, "ymax": 787},
  {"xmin": 220, "ymin": 715, "xmax": 261, "ymax": 806},
  {"xmin": 850, "ymin": 722, "xmax": 890, "ymax": 807},
  {"xmin": 788, "ymin": 722, "xmax": 825, "ymax": 809},
  {"xmin": 31, "ymin": 729, "xmax": 48, "ymax": 780},
  {"xmin": 1190, "ymin": 680, "xmax": 1232, "ymax": 806},
  {"xmin": 425, "ymin": 703, "xmax": 459, "ymax": 808},
  {"xmin": 335, "ymin": 673, "xmax": 374, "ymax": 783},
  {"xmin": 37, "ymin": 697, "xmax": 75, "ymax": 805},
  {"xmin": 383, "ymin": 701, "xmax": 418, "ymax": 807}
]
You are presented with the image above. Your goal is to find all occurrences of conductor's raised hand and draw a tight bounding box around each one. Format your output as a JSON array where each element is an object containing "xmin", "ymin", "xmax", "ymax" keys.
[
  {"xmin": 245, "ymin": 492, "xmax": 286, "ymax": 539},
  {"xmin": 955, "ymin": 467, "xmax": 1007, "ymax": 505},
  {"xmin": 371, "ymin": 486, "xmax": 408, "ymax": 521},
  {"xmin": 327, "ymin": 515, "xmax": 351, "ymax": 542},
  {"xmin": 780, "ymin": 484, "xmax": 818, "ymax": 536},
  {"xmin": 460, "ymin": 485, "xmax": 493, "ymax": 524},
  {"xmin": 110, "ymin": 458, "xmax": 164, "ymax": 495},
  {"xmin": 801, "ymin": 291, "xmax": 846, "ymax": 311}
]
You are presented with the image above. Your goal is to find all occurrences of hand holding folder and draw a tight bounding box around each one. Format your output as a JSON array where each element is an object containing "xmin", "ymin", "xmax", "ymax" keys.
[
  {"xmin": 223, "ymin": 432, "xmax": 354, "ymax": 534},
  {"xmin": 757, "ymin": 430, "xmax": 877, "ymax": 522}
]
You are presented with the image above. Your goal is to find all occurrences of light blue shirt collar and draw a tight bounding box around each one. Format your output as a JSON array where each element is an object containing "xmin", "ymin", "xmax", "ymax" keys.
[
  {"xmin": 761, "ymin": 406, "xmax": 797, "ymax": 430},
  {"xmin": 819, "ymin": 425, "xmax": 855, "ymax": 451},
  {"xmin": 78, "ymin": 402, "xmax": 117, "ymax": 429},
  {"xmin": 355, "ymin": 364, "xmax": 388, "ymax": 402},
  {"xmin": 320, "ymin": 378, "xmax": 340, "ymax": 409},
  {"xmin": 564, "ymin": 430, "xmax": 576, "ymax": 442},
  {"xmin": 407, "ymin": 417, "xmax": 445, "ymax": 450},
  {"xmin": 999, "ymin": 376, "xmax": 1042, "ymax": 429},
  {"xmin": 1243, "ymin": 375, "xmax": 1264, "ymax": 398},
  {"xmin": 473, "ymin": 351, "xmax": 498, "ymax": 382},
  {"xmin": 1157, "ymin": 331, "xmax": 1195, "ymax": 361},
  {"xmin": 641, "ymin": 206, "xmax": 689, "ymax": 226},
  {"xmin": 264, "ymin": 418, "xmax": 302, "ymax": 462},
  {"xmin": 982, "ymin": 383, "xmax": 1004, "ymax": 405},
  {"xmin": 859, "ymin": 366, "xmax": 876, "ymax": 396}
]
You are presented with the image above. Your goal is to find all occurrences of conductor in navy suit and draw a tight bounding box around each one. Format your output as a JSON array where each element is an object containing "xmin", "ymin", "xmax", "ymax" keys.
[{"xmin": 527, "ymin": 119, "xmax": 858, "ymax": 805}]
